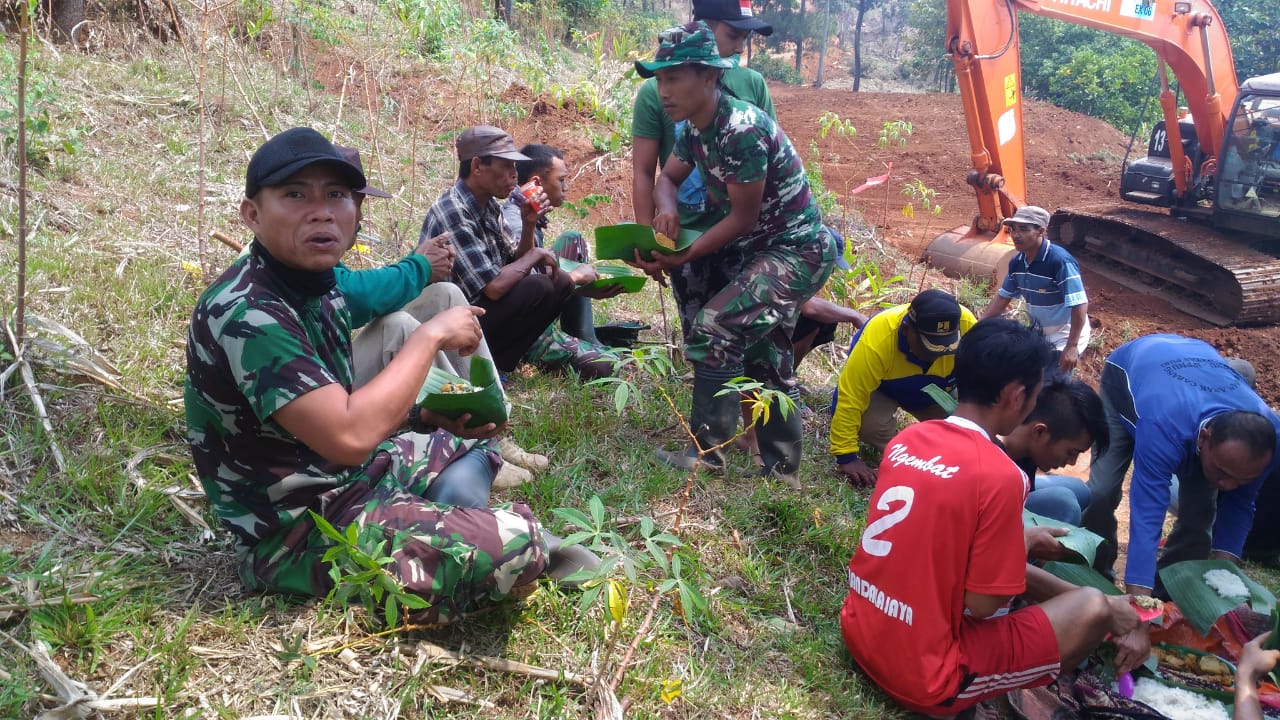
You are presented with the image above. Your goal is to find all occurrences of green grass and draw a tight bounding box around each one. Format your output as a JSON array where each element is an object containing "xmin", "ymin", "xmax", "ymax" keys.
[{"xmin": 0, "ymin": 4, "xmax": 903, "ymax": 717}]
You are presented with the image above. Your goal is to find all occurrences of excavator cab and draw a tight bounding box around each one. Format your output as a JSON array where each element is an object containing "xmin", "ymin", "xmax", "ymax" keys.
[
  {"xmin": 1214, "ymin": 74, "xmax": 1280, "ymax": 235},
  {"xmin": 1120, "ymin": 116, "xmax": 1202, "ymax": 208}
]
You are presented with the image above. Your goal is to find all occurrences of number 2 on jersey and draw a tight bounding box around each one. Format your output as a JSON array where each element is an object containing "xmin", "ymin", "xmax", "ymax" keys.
[{"xmin": 859, "ymin": 486, "xmax": 915, "ymax": 557}]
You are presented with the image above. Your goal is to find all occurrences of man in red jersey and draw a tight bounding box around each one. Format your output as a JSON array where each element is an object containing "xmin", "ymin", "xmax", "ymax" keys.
[{"xmin": 839, "ymin": 318, "xmax": 1149, "ymax": 716}]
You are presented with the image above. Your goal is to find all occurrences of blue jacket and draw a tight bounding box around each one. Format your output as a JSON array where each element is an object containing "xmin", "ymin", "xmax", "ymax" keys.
[{"xmin": 1105, "ymin": 334, "xmax": 1280, "ymax": 587}]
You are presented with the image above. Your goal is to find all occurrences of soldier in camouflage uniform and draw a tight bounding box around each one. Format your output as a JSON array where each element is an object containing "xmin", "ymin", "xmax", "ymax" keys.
[
  {"xmin": 184, "ymin": 127, "xmax": 553, "ymax": 625},
  {"xmin": 631, "ymin": 23, "xmax": 837, "ymax": 486}
]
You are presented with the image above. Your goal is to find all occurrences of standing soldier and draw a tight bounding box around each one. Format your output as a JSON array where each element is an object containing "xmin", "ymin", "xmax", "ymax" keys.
[{"xmin": 630, "ymin": 23, "xmax": 837, "ymax": 487}]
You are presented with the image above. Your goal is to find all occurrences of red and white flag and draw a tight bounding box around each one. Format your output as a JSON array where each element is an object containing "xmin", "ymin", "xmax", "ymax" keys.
[{"xmin": 849, "ymin": 163, "xmax": 893, "ymax": 195}]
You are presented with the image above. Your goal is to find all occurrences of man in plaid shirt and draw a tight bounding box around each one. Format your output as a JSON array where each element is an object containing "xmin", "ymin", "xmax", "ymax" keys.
[{"xmin": 420, "ymin": 125, "xmax": 581, "ymax": 373}]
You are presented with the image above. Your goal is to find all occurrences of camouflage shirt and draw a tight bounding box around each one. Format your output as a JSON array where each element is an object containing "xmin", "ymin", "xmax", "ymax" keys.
[
  {"xmin": 673, "ymin": 92, "xmax": 822, "ymax": 249},
  {"xmin": 184, "ymin": 249, "xmax": 357, "ymax": 546}
]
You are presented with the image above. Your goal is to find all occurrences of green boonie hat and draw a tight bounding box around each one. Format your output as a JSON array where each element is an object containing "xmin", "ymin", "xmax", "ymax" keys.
[{"xmin": 635, "ymin": 22, "xmax": 736, "ymax": 79}]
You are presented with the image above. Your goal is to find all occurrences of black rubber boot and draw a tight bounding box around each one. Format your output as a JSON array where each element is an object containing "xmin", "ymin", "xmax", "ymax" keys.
[
  {"xmin": 656, "ymin": 367, "xmax": 742, "ymax": 473},
  {"xmin": 541, "ymin": 531, "xmax": 602, "ymax": 588},
  {"xmin": 756, "ymin": 387, "xmax": 803, "ymax": 489}
]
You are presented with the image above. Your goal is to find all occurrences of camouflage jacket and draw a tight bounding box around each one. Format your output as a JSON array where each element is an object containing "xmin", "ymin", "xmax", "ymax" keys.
[
  {"xmin": 184, "ymin": 249, "xmax": 358, "ymax": 546},
  {"xmin": 673, "ymin": 92, "xmax": 823, "ymax": 250}
]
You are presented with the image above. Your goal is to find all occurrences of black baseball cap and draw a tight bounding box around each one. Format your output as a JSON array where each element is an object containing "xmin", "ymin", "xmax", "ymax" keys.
[
  {"xmin": 692, "ymin": 0, "xmax": 774, "ymax": 36},
  {"xmin": 245, "ymin": 127, "xmax": 365, "ymax": 198},
  {"xmin": 908, "ymin": 289, "xmax": 963, "ymax": 354}
]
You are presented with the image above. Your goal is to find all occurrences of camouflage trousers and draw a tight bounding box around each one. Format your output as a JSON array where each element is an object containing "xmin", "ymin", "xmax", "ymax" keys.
[
  {"xmin": 525, "ymin": 230, "xmax": 618, "ymax": 377},
  {"xmin": 673, "ymin": 231, "xmax": 837, "ymax": 388},
  {"xmin": 525, "ymin": 326, "xmax": 617, "ymax": 375},
  {"xmin": 241, "ymin": 430, "xmax": 548, "ymax": 626},
  {"xmin": 547, "ymin": 230, "xmax": 588, "ymax": 262}
]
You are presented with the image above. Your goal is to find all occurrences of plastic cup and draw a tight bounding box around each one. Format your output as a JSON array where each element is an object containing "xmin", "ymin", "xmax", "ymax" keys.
[{"xmin": 519, "ymin": 180, "xmax": 543, "ymax": 213}]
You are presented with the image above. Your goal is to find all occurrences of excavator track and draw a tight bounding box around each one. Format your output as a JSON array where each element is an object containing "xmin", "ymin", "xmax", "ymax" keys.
[{"xmin": 1049, "ymin": 204, "xmax": 1280, "ymax": 326}]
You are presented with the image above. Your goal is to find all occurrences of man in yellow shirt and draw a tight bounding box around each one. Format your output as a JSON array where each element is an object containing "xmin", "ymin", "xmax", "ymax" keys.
[{"xmin": 830, "ymin": 289, "xmax": 977, "ymax": 485}]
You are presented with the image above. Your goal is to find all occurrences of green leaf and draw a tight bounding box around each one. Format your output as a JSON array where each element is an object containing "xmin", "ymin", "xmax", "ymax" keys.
[
  {"xmin": 559, "ymin": 530, "xmax": 596, "ymax": 548},
  {"xmin": 645, "ymin": 539, "xmax": 669, "ymax": 573},
  {"xmin": 1023, "ymin": 510, "xmax": 1103, "ymax": 565},
  {"xmin": 920, "ymin": 384, "xmax": 958, "ymax": 414},
  {"xmin": 551, "ymin": 506, "xmax": 594, "ymax": 531},
  {"xmin": 589, "ymin": 495, "xmax": 605, "ymax": 527},
  {"xmin": 640, "ymin": 516, "xmax": 654, "ymax": 538},
  {"xmin": 398, "ymin": 593, "xmax": 431, "ymax": 610},
  {"xmin": 613, "ymin": 382, "xmax": 630, "ymax": 414},
  {"xmin": 310, "ymin": 511, "xmax": 346, "ymax": 543},
  {"xmin": 384, "ymin": 593, "xmax": 397, "ymax": 627},
  {"xmin": 1042, "ymin": 561, "xmax": 1122, "ymax": 595},
  {"xmin": 1264, "ymin": 610, "xmax": 1280, "ymax": 651},
  {"xmin": 580, "ymin": 582, "xmax": 604, "ymax": 612},
  {"xmin": 1159, "ymin": 560, "xmax": 1276, "ymax": 636}
]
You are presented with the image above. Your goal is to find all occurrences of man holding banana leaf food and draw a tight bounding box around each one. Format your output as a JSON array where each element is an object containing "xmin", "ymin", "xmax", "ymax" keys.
[{"xmin": 629, "ymin": 22, "xmax": 837, "ymax": 489}]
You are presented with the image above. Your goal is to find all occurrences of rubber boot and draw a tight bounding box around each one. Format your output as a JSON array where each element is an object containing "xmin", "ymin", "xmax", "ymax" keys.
[
  {"xmin": 756, "ymin": 388, "xmax": 803, "ymax": 489},
  {"xmin": 541, "ymin": 531, "xmax": 602, "ymax": 588},
  {"xmin": 559, "ymin": 295, "xmax": 600, "ymax": 345},
  {"xmin": 656, "ymin": 367, "xmax": 742, "ymax": 473}
]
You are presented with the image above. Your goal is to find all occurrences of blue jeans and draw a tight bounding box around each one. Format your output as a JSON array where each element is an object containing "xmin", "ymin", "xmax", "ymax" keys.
[
  {"xmin": 1025, "ymin": 474, "xmax": 1092, "ymax": 526},
  {"xmin": 424, "ymin": 446, "xmax": 496, "ymax": 509}
]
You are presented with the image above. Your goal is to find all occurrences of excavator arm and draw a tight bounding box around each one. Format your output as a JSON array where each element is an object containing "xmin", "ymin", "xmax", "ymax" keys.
[{"xmin": 925, "ymin": 0, "xmax": 1258, "ymax": 317}]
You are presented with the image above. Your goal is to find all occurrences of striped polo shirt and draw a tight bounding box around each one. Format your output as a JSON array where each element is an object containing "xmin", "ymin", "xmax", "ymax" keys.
[{"xmin": 997, "ymin": 238, "xmax": 1089, "ymax": 352}]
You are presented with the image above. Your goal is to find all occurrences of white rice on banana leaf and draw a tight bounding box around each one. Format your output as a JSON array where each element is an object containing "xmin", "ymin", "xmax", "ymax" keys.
[
  {"xmin": 1131, "ymin": 678, "xmax": 1229, "ymax": 720},
  {"xmin": 1202, "ymin": 568, "xmax": 1250, "ymax": 599}
]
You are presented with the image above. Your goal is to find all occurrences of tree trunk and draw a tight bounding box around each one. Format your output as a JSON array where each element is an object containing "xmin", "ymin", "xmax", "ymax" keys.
[
  {"xmin": 43, "ymin": 0, "xmax": 83, "ymax": 43},
  {"xmin": 793, "ymin": 0, "xmax": 807, "ymax": 74},
  {"xmin": 814, "ymin": 0, "xmax": 832, "ymax": 87},
  {"xmin": 852, "ymin": 0, "xmax": 867, "ymax": 92},
  {"xmin": 495, "ymin": 0, "xmax": 513, "ymax": 22}
]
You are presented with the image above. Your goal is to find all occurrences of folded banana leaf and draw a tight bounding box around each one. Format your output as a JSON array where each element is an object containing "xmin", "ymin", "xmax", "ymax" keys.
[
  {"xmin": 921, "ymin": 383, "xmax": 957, "ymax": 414},
  {"xmin": 1158, "ymin": 560, "xmax": 1276, "ymax": 636},
  {"xmin": 415, "ymin": 358, "xmax": 507, "ymax": 428},
  {"xmin": 1042, "ymin": 561, "xmax": 1122, "ymax": 595},
  {"xmin": 593, "ymin": 224, "xmax": 697, "ymax": 260},
  {"xmin": 1024, "ymin": 510, "xmax": 1104, "ymax": 565}
]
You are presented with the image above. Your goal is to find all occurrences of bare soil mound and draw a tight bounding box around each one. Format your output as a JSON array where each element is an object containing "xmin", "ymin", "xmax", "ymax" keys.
[
  {"xmin": 768, "ymin": 85, "xmax": 1280, "ymax": 404},
  {"xmin": 534, "ymin": 81, "xmax": 1280, "ymax": 405}
]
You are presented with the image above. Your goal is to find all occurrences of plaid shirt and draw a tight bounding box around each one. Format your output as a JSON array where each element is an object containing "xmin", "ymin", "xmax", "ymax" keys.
[{"xmin": 420, "ymin": 179, "xmax": 518, "ymax": 302}]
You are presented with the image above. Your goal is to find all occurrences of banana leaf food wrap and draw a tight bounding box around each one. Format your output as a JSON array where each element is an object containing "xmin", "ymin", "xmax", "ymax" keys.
[{"xmin": 416, "ymin": 358, "xmax": 507, "ymax": 428}]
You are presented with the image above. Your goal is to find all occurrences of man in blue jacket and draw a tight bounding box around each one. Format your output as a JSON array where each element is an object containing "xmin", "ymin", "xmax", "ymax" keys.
[{"xmin": 1081, "ymin": 334, "xmax": 1280, "ymax": 596}]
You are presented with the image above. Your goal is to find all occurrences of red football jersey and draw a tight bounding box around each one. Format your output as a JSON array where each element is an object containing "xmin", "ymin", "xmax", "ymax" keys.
[{"xmin": 840, "ymin": 417, "xmax": 1029, "ymax": 708}]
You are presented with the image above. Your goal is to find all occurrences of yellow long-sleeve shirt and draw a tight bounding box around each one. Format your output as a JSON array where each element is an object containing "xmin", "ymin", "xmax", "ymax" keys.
[{"xmin": 830, "ymin": 303, "xmax": 977, "ymax": 461}]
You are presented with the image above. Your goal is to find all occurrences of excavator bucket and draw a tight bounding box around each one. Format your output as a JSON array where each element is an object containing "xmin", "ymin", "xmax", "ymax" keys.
[{"xmin": 922, "ymin": 225, "xmax": 1018, "ymax": 288}]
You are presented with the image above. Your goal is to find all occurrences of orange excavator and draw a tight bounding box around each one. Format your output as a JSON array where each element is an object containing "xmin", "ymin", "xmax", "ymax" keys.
[{"xmin": 923, "ymin": 0, "xmax": 1280, "ymax": 325}]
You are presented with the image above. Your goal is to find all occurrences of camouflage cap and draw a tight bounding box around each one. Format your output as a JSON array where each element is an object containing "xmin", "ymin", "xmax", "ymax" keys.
[{"xmin": 635, "ymin": 22, "xmax": 736, "ymax": 79}]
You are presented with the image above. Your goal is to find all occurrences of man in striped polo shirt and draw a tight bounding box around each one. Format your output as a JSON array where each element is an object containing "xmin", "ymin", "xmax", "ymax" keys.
[{"xmin": 979, "ymin": 206, "xmax": 1090, "ymax": 375}]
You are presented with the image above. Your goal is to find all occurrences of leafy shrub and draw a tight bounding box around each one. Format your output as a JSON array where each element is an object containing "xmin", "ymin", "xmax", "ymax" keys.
[
  {"xmin": 0, "ymin": 52, "xmax": 82, "ymax": 169},
  {"xmin": 385, "ymin": 0, "xmax": 465, "ymax": 59},
  {"xmin": 748, "ymin": 53, "xmax": 803, "ymax": 85}
]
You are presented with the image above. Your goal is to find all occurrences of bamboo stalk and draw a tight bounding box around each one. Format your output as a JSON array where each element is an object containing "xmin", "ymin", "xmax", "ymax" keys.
[
  {"xmin": 16, "ymin": 2, "xmax": 29, "ymax": 345},
  {"xmin": 414, "ymin": 641, "xmax": 592, "ymax": 687}
]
